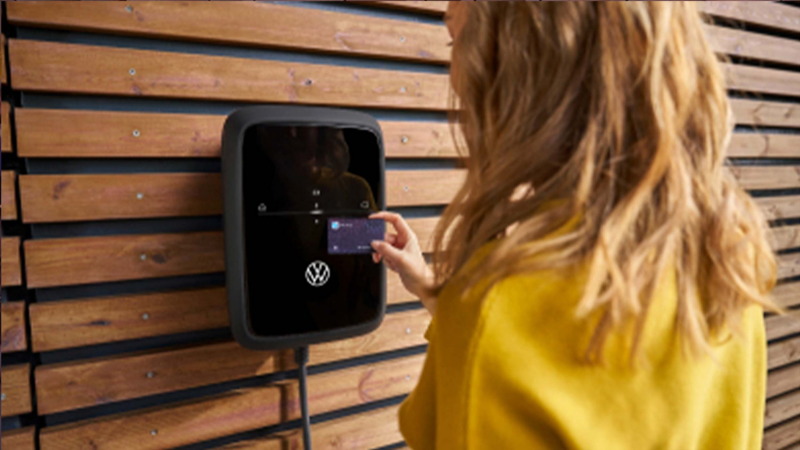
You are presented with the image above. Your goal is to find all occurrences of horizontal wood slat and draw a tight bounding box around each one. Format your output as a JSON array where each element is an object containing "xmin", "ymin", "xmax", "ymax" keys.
[
  {"xmin": 24, "ymin": 231, "xmax": 225, "ymax": 288},
  {"xmin": 706, "ymin": 25, "xmax": 800, "ymax": 68},
  {"xmin": 2, "ymin": 170, "xmax": 18, "ymax": 221},
  {"xmin": 9, "ymin": 39, "xmax": 450, "ymax": 111},
  {"xmin": 34, "ymin": 308, "xmax": 430, "ymax": 414},
  {"xmin": 768, "ymin": 362, "xmax": 800, "ymax": 399},
  {"xmin": 1, "ymin": 364, "xmax": 32, "ymax": 417},
  {"xmin": 223, "ymin": 403, "xmax": 403, "ymax": 450},
  {"xmin": 1, "ymin": 101, "xmax": 11, "ymax": 153},
  {"xmin": 779, "ymin": 254, "xmax": 800, "ymax": 280},
  {"xmin": 19, "ymin": 171, "xmax": 460, "ymax": 223},
  {"xmin": 763, "ymin": 415, "xmax": 800, "ymax": 450},
  {"xmin": 697, "ymin": 2, "xmax": 800, "ymax": 34},
  {"xmin": 772, "ymin": 225, "xmax": 800, "ymax": 252},
  {"xmin": 727, "ymin": 134, "xmax": 800, "ymax": 159},
  {"xmin": 730, "ymin": 99, "xmax": 800, "ymax": 128},
  {"xmin": 1, "ymin": 301, "xmax": 27, "ymax": 353},
  {"xmin": 29, "ymin": 287, "xmax": 228, "ymax": 352},
  {"xmin": 773, "ymin": 282, "xmax": 800, "ymax": 310},
  {"xmin": 768, "ymin": 334, "xmax": 800, "ymax": 370},
  {"xmin": 724, "ymin": 63, "xmax": 800, "ymax": 98},
  {"xmin": 19, "ymin": 173, "xmax": 223, "ymax": 223},
  {"xmin": 2, "ymin": 236, "xmax": 22, "ymax": 287},
  {"xmin": 6, "ymin": 2, "xmax": 449, "ymax": 64},
  {"xmin": 766, "ymin": 312, "xmax": 800, "ymax": 342},
  {"xmin": 729, "ymin": 166, "xmax": 800, "ymax": 191},
  {"xmin": 766, "ymin": 389, "xmax": 800, "ymax": 429},
  {"xmin": 15, "ymin": 108, "xmax": 456, "ymax": 159},
  {"xmin": 758, "ymin": 196, "xmax": 800, "ymax": 222},
  {"xmin": 40, "ymin": 355, "xmax": 420, "ymax": 450},
  {"xmin": 0, "ymin": 426, "xmax": 35, "ymax": 450},
  {"xmin": 367, "ymin": 1, "xmax": 447, "ymax": 15}
]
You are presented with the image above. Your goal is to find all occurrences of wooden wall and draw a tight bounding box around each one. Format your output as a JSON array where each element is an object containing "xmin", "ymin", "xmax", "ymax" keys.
[{"xmin": 0, "ymin": 2, "xmax": 799, "ymax": 449}]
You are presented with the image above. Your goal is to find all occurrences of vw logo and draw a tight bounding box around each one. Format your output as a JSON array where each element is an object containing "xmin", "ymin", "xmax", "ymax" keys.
[{"xmin": 305, "ymin": 261, "xmax": 331, "ymax": 287}]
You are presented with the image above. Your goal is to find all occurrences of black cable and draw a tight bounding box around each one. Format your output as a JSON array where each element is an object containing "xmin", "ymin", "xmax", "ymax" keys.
[{"xmin": 295, "ymin": 346, "xmax": 312, "ymax": 450}]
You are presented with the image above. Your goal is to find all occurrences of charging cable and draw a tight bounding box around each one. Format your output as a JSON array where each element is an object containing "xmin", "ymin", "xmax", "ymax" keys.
[{"xmin": 294, "ymin": 347, "xmax": 313, "ymax": 450}]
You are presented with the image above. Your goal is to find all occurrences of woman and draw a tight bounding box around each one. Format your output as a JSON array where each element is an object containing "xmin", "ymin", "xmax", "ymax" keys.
[{"xmin": 370, "ymin": 2, "xmax": 778, "ymax": 449}]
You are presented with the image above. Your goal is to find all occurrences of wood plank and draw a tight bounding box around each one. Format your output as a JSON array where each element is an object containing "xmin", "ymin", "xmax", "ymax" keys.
[
  {"xmin": 2, "ymin": 170, "xmax": 17, "ymax": 221},
  {"xmin": 727, "ymin": 134, "xmax": 800, "ymax": 158},
  {"xmin": 705, "ymin": 25, "xmax": 800, "ymax": 68},
  {"xmin": 697, "ymin": 2, "xmax": 800, "ymax": 34},
  {"xmin": 366, "ymin": 1, "xmax": 448, "ymax": 15},
  {"xmin": 19, "ymin": 173, "xmax": 222, "ymax": 223},
  {"xmin": 766, "ymin": 311, "xmax": 800, "ymax": 341},
  {"xmin": 774, "ymin": 282, "xmax": 800, "ymax": 309},
  {"xmin": 40, "ymin": 355, "xmax": 420, "ymax": 450},
  {"xmin": 0, "ymin": 426, "xmax": 35, "ymax": 450},
  {"xmin": 7, "ymin": 2, "xmax": 449, "ymax": 64},
  {"xmin": 19, "ymin": 171, "xmax": 460, "ymax": 223},
  {"xmin": 2, "ymin": 236, "xmax": 22, "ymax": 287},
  {"xmin": 757, "ymin": 196, "xmax": 800, "ymax": 222},
  {"xmin": 779, "ymin": 253, "xmax": 800, "ymax": 280},
  {"xmin": 766, "ymin": 389, "xmax": 800, "ymax": 429},
  {"xmin": 29, "ymin": 287, "xmax": 228, "ymax": 352},
  {"xmin": 772, "ymin": 225, "xmax": 800, "ymax": 251},
  {"xmin": 34, "ymin": 308, "xmax": 430, "ymax": 414},
  {"xmin": 15, "ymin": 108, "xmax": 456, "ymax": 159},
  {"xmin": 1, "ymin": 101, "xmax": 11, "ymax": 153},
  {"xmin": 729, "ymin": 166, "xmax": 800, "ymax": 191},
  {"xmin": 768, "ymin": 334, "xmax": 800, "ymax": 370},
  {"xmin": 1, "ymin": 301, "xmax": 27, "ymax": 353},
  {"xmin": 763, "ymin": 415, "xmax": 800, "ymax": 450},
  {"xmin": 222, "ymin": 404, "xmax": 403, "ymax": 450},
  {"xmin": 724, "ymin": 63, "xmax": 800, "ymax": 98},
  {"xmin": 768, "ymin": 362, "xmax": 800, "ymax": 399},
  {"xmin": 1, "ymin": 364, "xmax": 31, "ymax": 417},
  {"xmin": 24, "ymin": 231, "xmax": 225, "ymax": 288},
  {"xmin": 9, "ymin": 39, "xmax": 450, "ymax": 111},
  {"xmin": 731, "ymin": 98, "xmax": 800, "ymax": 128}
]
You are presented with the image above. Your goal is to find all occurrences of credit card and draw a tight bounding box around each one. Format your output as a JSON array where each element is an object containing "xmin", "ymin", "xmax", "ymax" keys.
[{"xmin": 327, "ymin": 218, "xmax": 385, "ymax": 255}]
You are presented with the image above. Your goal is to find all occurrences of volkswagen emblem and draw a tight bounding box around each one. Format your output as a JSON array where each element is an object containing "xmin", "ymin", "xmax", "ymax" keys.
[{"xmin": 305, "ymin": 261, "xmax": 331, "ymax": 287}]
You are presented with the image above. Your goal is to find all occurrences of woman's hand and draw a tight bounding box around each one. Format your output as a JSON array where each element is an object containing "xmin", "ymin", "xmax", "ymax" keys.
[{"xmin": 370, "ymin": 212, "xmax": 437, "ymax": 314}]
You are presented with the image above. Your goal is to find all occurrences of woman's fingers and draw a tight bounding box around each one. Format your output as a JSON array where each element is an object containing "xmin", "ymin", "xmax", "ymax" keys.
[
  {"xmin": 371, "ymin": 240, "xmax": 406, "ymax": 270},
  {"xmin": 370, "ymin": 212, "xmax": 415, "ymax": 243}
]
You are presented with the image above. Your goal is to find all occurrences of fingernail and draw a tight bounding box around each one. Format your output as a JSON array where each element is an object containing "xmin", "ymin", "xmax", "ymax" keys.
[{"xmin": 371, "ymin": 241, "xmax": 380, "ymax": 249}]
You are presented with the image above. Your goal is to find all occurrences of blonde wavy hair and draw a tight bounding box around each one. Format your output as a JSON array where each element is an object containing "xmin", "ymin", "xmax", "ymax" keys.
[{"xmin": 431, "ymin": 1, "xmax": 778, "ymax": 361}]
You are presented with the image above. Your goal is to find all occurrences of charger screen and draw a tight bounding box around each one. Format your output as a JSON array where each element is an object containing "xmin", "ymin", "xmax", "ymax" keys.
[{"xmin": 328, "ymin": 218, "xmax": 385, "ymax": 254}]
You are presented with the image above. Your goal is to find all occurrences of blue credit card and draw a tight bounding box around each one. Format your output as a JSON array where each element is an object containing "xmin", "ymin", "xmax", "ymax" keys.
[{"xmin": 328, "ymin": 218, "xmax": 385, "ymax": 255}]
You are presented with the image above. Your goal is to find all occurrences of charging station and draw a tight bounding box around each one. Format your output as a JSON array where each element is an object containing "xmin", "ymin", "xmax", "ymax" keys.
[{"xmin": 222, "ymin": 105, "xmax": 387, "ymax": 350}]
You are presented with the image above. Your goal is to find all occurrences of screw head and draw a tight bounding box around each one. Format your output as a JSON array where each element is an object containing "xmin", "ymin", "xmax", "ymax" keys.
[
  {"xmin": 403, "ymin": 186, "xmax": 409, "ymax": 192},
  {"xmin": 129, "ymin": 68, "xmax": 136, "ymax": 76},
  {"xmin": 151, "ymin": 429, "xmax": 158, "ymax": 436},
  {"xmin": 146, "ymin": 371, "xmax": 155, "ymax": 378},
  {"xmin": 125, "ymin": 5, "xmax": 133, "ymax": 12},
  {"xmin": 136, "ymin": 192, "xmax": 144, "ymax": 200},
  {"xmin": 140, "ymin": 253, "xmax": 147, "ymax": 261},
  {"xmin": 142, "ymin": 313, "xmax": 150, "ymax": 320},
  {"xmin": 1, "ymin": 393, "xmax": 5, "ymax": 401},
  {"xmin": 405, "ymin": 375, "xmax": 411, "ymax": 381},
  {"xmin": 132, "ymin": 129, "xmax": 140, "ymax": 137},
  {"xmin": 304, "ymin": 79, "xmax": 313, "ymax": 86},
  {"xmin": 400, "ymin": 36, "xmax": 406, "ymax": 43},
  {"xmin": 401, "ymin": 135, "xmax": 409, "ymax": 144},
  {"xmin": 400, "ymin": 86, "xmax": 407, "ymax": 93},
  {"xmin": 405, "ymin": 327, "xmax": 411, "ymax": 335}
]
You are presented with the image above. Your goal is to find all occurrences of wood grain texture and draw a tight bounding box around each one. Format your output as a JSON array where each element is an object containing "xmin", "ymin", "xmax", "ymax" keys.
[
  {"xmin": 727, "ymin": 134, "xmax": 800, "ymax": 158},
  {"xmin": 779, "ymin": 253, "xmax": 800, "ymax": 280},
  {"xmin": 1, "ymin": 364, "xmax": 31, "ymax": 417},
  {"xmin": 772, "ymin": 225, "xmax": 800, "ymax": 251},
  {"xmin": 19, "ymin": 171, "xmax": 459, "ymax": 223},
  {"xmin": 0, "ymin": 426, "xmax": 35, "ymax": 450},
  {"xmin": 34, "ymin": 308, "xmax": 430, "ymax": 414},
  {"xmin": 9, "ymin": 39, "xmax": 450, "ymax": 111},
  {"xmin": 731, "ymin": 99, "xmax": 800, "ymax": 128},
  {"xmin": 24, "ymin": 231, "xmax": 225, "ymax": 288},
  {"xmin": 768, "ymin": 362, "xmax": 800, "ymax": 399},
  {"xmin": 1, "ymin": 301, "xmax": 27, "ymax": 353},
  {"xmin": 705, "ymin": 25, "xmax": 800, "ymax": 68},
  {"xmin": 40, "ymin": 355, "xmax": 421, "ymax": 450},
  {"xmin": 766, "ymin": 312, "xmax": 800, "ymax": 342},
  {"xmin": 2, "ymin": 170, "xmax": 18, "ymax": 221},
  {"xmin": 29, "ymin": 287, "xmax": 228, "ymax": 352},
  {"xmin": 1, "ymin": 101, "xmax": 11, "ymax": 153},
  {"xmin": 724, "ymin": 62, "xmax": 800, "ymax": 98},
  {"xmin": 7, "ymin": 2, "xmax": 450, "ymax": 64},
  {"xmin": 697, "ymin": 1, "xmax": 800, "ymax": 34},
  {"xmin": 15, "ymin": 108, "xmax": 456, "ymax": 159},
  {"xmin": 763, "ymin": 415, "xmax": 800, "ymax": 450},
  {"xmin": 19, "ymin": 173, "xmax": 223, "ymax": 223},
  {"xmin": 768, "ymin": 334, "xmax": 800, "ymax": 370},
  {"xmin": 758, "ymin": 196, "xmax": 800, "ymax": 221},
  {"xmin": 366, "ymin": 1, "xmax": 448, "ymax": 15},
  {"xmin": 2, "ymin": 236, "xmax": 22, "ymax": 287},
  {"xmin": 773, "ymin": 282, "xmax": 800, "ymax": 309},
  {"xmin": 729, "ymin": 166, "xmax": 800, "ymax": 191},
  {"xmin": 766, "ymin": 389, "xmax": 800, "ymax": 428},
  {"xmin": 222, "ymin": 403, "xmax": 403, "ymax": 450}
]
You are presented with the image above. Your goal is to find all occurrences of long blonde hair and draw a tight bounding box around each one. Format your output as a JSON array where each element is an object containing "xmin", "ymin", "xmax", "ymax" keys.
[{"xmin": 431, "ymin": 1, "xmax": 778, "ymax": 361}]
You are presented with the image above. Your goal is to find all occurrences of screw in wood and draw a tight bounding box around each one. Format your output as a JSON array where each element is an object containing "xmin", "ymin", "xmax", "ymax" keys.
[
  {"xmin": 404, "ymin": 186, "xmax": 409, "ymax": 192},
  {"xmin": 125, "ymin": 5, "xmax": 133, "ymax": 12},
  {"xmin": 304, "ymin": 79, "xmax": 313, "ymax": 86},
  {"xmin": 400, "ymin": 36, "xmax": 406, "ymax": 43},
  {"xmin": 129, "ymin": 68, "xmax": 136, "ymax": 76},
  {"xmin": 142, "ymin": 313, "xmax": 150, "ymax": 321},
  {"xmin": 151, "ymin": 430, "xmax": 158, "ymax": 436},
  {"xmin": 401, "ymin": 136, "xmax": 409, "ymax": 144},
  {"xmin": 405, "ymin": 328, "xmax": 411, "ymax": 334},
  {"xmin": 400, "ymin": 86, "xmax": 407, "ymax": 93},
  {"xmin": 137, "ymin": 192, "xmax": 144, "ymax": 200},
  {"xmin": 1, "ymin": 393, "xmax": 5, "ymax": 401},
  {"xmin": 146, "ymin": 371, "xmax": 155, "ymax": 379},
  {"xmin": 133, "ymin": 129, "xmax": 141, "ymax": 137},
  {"xmin": 140, "ymin": 253, "xmax": 147, "ymax": 261}
]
